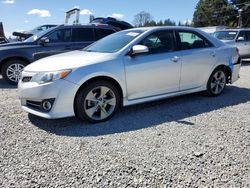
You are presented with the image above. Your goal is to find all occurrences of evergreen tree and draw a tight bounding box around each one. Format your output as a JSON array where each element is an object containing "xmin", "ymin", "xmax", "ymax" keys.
[{"xmin": 193, "ymin": 0, "xmax": 237, "ymax": 27}]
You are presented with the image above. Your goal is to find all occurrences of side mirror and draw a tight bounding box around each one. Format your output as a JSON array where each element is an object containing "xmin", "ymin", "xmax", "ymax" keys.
[
  {"xmin": 130, "ymin": 45, "xmax": 149, "ymax": 56},
  {"xmin": 237, "ymin": 36, "xmax": 245, "ymax": 42},
  {"xmin": 39, "ymin": 37, "xmax": 50, "ymax": 46}
]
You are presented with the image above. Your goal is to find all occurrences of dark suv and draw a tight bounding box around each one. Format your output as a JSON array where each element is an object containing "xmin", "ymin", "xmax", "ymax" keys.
[{"xmin": 0, "ymin": 24, "xmax": 118, "ymax": 84}]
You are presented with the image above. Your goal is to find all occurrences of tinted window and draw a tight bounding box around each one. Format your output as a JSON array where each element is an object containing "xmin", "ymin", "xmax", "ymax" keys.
[
  {"xmin": 244, "ymin": 31, "xmax": 250, "ymax": 41},
  {"xmin": 47, "ymin": 29, "xmax": 71, "ymax": 43},
  {"xmin": 139, "ymin": 30, "xmax": 175, "ymax": 54},
  {"xmin": 72, "ymin": 28, "xmax": 94, "ymax": 42},
  {"xmin": 94, "ymin": 28, "xmax": 115, "ymax": 40},
  {"xmin": 178, "ymin": 31, "xmax": 212, "ymax": 50}
]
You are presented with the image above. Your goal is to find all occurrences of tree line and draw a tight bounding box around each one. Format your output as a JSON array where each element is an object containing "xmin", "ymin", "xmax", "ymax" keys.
[
  {"xmin": 133, "ymin": 0, "xmax": 250, "ymax": 28},
  {"xmin": 133, "ymin": 11, "xmax": 191, "ymax": 27}
]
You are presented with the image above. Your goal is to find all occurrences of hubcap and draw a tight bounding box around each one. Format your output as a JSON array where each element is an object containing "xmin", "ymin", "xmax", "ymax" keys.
[
  {"xmin": 84, "ymin": 86, "xmax": 116, "ymax": 121},
  {"xmin": 211, "ymin": 71, "xmax": 226, "ymax": 94},
  {"xmin": 6, "ymin": 63, "xmax": 24, "ymax": 83}
]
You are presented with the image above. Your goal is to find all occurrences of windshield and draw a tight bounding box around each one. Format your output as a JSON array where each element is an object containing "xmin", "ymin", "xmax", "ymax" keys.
[
  {"xmin": 84, "ymin": 30, "xmax": 145, "ymax": 53},
  {"xmin": 24, "ymin": 27, "xmax": 55, "ymax": 42},
  {"xmin": 213, "ymin": 31, "xmax": 238, "ymax": 41}
]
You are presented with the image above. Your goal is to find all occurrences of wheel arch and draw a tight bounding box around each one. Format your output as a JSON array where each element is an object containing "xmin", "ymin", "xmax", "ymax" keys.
[
  {"xmin": 212, "ymin": 64, "xmax": 232, "ymax": 83},
  {"xmin": 73, "ymin": 75, "xmax": 125, "ymax": 115},
  {"xmin": 0, "ymin": 56, "xmax": 30, "ymax": 73}
]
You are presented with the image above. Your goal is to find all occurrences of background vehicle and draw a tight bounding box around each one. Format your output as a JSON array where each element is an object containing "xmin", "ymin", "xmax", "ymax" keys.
[
  {"xmin": 90, "ymin": 17, "xmax": 133, "ymax": 30},
  {"xmin": 198, "ymin": 26, "xmax": 227, "ymax": 35},
  {"xmin": 213, "ymin": 29, "xmax": 250, "ymax": 59},
  {"xmin": 0, "ymin": 24, "xmax": 118, "ymax": 84},
  {"xmin": 13, "ymin": 25, "xmax": 57, "ymax": 40},
  {"xmin": 18, "ymin": 27, "xmax": 241, "ymax": 123}
]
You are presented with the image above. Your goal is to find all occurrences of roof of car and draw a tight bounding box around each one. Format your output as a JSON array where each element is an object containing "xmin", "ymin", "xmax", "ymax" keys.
[
  {"xmin": 215, "ymin": 28, "xmax": 250, "ymax": 32},
  {"xmin": 126, "ymin": 26, "xmax": 204, "ymax": 32}
]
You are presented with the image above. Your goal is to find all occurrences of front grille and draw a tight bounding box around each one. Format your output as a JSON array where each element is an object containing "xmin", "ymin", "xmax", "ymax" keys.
[{"xmin": 22, "ymin": 76, "xmax": 32, "ymax": 82}]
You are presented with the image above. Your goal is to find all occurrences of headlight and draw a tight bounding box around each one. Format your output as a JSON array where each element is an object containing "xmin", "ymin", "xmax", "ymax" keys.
[{"xmin": 31, "ymin": 69, "xmax": 71, "ymax": 84}]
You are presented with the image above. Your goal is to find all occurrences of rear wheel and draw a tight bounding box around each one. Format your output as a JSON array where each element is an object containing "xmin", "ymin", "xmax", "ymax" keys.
[
  {"xmin": 206, "ymin": 68, "xmax": 227, "ymax": 96},
  {"xmin": 2, "ymin": 59, "xmax": 28, "ymax": 85},
  {"xmin": 75, "ymin": 80, "xmax": 120, "ymax": 123}
]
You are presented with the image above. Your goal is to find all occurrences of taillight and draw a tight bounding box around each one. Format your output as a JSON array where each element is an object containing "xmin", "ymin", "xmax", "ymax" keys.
[{"xmin": 236, "ymin": 47, "xmax": 240, "ymax": 55}]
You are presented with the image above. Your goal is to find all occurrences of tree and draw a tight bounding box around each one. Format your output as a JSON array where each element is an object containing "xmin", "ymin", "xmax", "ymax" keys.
[
  {"xmin": 193, "ymin": 0, "xmax": 237, "ymax": 27},
  {"xmin": 133, "ymin": 11, "xmax": 153, "ymax": 27}
]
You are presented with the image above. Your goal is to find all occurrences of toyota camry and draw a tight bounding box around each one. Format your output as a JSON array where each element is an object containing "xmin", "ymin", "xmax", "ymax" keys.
[{"xmin": 18, "ymin": 27, "xmax": 241, "ymax": 123}]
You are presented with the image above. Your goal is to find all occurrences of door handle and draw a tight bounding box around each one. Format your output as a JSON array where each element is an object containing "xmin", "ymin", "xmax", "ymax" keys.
[{"xmin": 171, "ymin": 56, "xmax": 181, "ymax": 63}]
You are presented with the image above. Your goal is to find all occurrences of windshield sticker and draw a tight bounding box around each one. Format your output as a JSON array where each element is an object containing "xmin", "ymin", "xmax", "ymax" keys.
[
  {"xmin": 126, "ymin": 32, "xmax": 140, "ymax": 37},
  {"xmin": 229, "ymin": 32, "xmax": 237, "ymax": 35}
]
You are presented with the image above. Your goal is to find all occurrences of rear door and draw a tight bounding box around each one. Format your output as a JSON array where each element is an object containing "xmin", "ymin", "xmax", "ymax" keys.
[
  {"xmin": 176, "ymin": 30, "xmax": 216, "ymax": 90},
  {"xmin": 71, "ymin": 27, "xmax": 95, "ymax": 49}
]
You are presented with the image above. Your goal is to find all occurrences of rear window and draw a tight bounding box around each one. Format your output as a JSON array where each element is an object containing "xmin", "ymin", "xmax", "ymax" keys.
[
  {"xmin": 213, "ymin": 31, "xmax": 238, "ymax": 40},
  {"xmin": 72, "ymin": 28, "xmax": 94, "ymax": 42}
]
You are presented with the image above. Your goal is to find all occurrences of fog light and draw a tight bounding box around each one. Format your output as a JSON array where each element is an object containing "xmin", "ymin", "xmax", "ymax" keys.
[{"xmin": 42, "ymin": 101, "xmax": 52, "ymax": 111}]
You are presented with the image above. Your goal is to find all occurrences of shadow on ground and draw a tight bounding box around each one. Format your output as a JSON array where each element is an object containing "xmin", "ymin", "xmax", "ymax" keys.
[
  {"xmin": 28, "ymin": 85, "xmax": 250, "ymax": 137},
  {"xmin": 0, "ymin": 78, "xmax": 16, "ymax": 89}
]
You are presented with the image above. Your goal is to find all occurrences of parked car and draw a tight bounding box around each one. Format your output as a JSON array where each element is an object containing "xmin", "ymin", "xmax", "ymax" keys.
[
  {"xmin": 18, "ymin": 27, "xmax": 241, "ymax": 123},
  {"xmin": 213, "ymin": 29, "xmax": 250, "ymax": 59},
  {"xmin": 90, "ymin": 17, "xmax": 133, "ymax": 30},
  {"xmin": 13, "ymin": 24, "xmax": 57, "ymax": 40},
  {"xmin": 0, "ymin": 24, "xmax": 118, "ymax": 84}
]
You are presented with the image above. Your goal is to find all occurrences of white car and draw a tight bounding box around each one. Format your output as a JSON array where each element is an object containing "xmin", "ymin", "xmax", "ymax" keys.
[
  {"xmin": 18, "ymin": 27, "xmax": 241, "ymax": 123},
  {"xmin": 213, "ymin": 29, "xmax": 250, "ymax": 59}
]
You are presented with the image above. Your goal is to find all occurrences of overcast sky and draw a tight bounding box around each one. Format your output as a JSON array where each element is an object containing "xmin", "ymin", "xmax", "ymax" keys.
[{"xmin": 0, "ymin": 0, "xmax": 199, "ymax": 37}]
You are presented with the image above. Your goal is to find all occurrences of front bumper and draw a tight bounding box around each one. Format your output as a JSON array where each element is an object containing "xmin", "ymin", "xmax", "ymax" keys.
[{"xmin": 18, "ymin": 74, "xmax": 79, "ymax": 119}]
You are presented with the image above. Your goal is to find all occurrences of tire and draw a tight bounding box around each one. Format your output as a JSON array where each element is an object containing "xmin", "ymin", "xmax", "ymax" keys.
[
  {"xmin": 206, "ymin": 67, "xmax": 227, "ymax": 97},
  {"xmin": 75, "ymin": 80, "xmax": 121, "ymax": 123},
  {"xmin": 2, "ymin": 59, "xmax": 28, "ymax": 85}
]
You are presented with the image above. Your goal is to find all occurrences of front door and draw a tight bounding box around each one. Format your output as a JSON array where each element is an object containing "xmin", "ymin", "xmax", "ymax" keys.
[{"xmin": 124, "ymin": 30, "xmax": 181, "ymax": 100}]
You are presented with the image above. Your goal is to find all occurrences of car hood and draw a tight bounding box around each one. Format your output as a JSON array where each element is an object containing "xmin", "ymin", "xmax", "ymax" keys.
[
  {"xmin": 0, "ymin": 41, "xmax": 35, "ymax": 50},
  {"xmin": 24, "ymin": 50, "xmax": 114, "ymax": 72}
]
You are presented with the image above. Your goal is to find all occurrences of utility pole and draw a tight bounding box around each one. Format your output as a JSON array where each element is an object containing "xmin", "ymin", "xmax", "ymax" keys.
[{"xmin": 238, "ymin": 9, "xmax": 243, "ymax": 28}]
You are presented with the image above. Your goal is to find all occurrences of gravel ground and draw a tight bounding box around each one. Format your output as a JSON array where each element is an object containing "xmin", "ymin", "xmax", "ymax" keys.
[{"xmin": 0, "ymin": 64, "xmax": 250, "ymax": 188}]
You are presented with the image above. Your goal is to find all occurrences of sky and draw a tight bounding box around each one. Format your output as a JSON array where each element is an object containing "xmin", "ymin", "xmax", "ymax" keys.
[{"xmin": 0, "ymin": 0, "xmax": 199, "ymax": 37}]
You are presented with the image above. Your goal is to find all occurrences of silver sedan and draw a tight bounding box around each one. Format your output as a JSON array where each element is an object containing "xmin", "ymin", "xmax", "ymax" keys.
[{"xmin": 18, "ymin": 27, "xmax": 241, "ymax": 123}]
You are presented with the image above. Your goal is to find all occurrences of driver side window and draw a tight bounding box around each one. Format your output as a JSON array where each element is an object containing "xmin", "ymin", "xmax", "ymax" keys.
[
  {"xmin": 47, "ymin": 29, "xmax": 71, "ymax": 43},
  {"xmin": 139, "ymin": 30, "xmax": 175, "ymax": 54}
]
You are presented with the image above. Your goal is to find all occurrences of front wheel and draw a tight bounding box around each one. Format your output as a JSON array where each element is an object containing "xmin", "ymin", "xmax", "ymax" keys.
[
  {"xmin": 75, "ymin": 80, "xmax": 120, "ymax": 123},
  {"xmin": 2, "ymin": 59, "xmax": 28, "ymax": 85},
  {"xmin": 206, "ymin": 68, "xmax": 227, "ymax": 96}
]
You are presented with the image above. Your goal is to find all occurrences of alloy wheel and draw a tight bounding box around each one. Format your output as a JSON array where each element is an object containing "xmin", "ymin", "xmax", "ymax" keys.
[
  {"xmin": 6, "ymin": 63, "xmax": 24, "ymax": 83},
  {"xmin": 84, "ymin": 86, "xmax": 117, "ymax": 121},
  {"xmin": 210, "ymin": 71, "xmax": 226, "ymax": 95}
]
